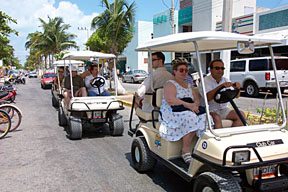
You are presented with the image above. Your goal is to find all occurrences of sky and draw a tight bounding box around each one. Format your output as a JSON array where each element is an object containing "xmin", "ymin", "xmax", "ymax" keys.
[{"xmin": 1, "ymin": 0, "xmax": 288, "ymax": 66}]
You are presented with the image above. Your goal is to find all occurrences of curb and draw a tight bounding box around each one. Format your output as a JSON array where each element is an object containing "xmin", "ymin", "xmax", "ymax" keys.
[{"xmin": 118, "ymin": 99, "xmax": 132, "ymax": 107}]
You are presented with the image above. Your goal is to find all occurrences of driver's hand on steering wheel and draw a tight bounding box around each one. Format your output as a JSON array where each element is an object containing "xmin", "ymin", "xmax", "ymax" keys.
[
  {"xmin": 233, "ymin": 82, "xmax": 241, "ymax": 89},
  {"xmin": 221, "ymin": 82, "xmax": 233, "ymax": 88},
  {"xmin": 186, "ymin": 103, "xmax": 199, "ymax": 114}
]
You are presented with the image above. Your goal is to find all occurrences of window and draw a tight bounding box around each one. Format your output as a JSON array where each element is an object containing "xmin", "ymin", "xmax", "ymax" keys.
[
  {"xmin": 249, "ymin": 59, "xmax": 268, "ymax": 71},
  {"xmin": 230, "ymin": 61, "xmax": 245, "ymax": 72},
  {"xmin": 269, "ymin": 59, "xmax": 288, "ymax": 70}
]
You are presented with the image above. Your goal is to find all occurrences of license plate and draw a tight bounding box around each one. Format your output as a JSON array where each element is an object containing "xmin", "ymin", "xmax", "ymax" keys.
[
  {"xmin": 280, "ymin": 81, "xmax": 288, "ymax": 86},
  {"xmin": 253, "ymin": 165, "xmax": 277, "ymax": 179},
  {"xmin": 93, "ymin": 111, "xmax": 102, "ymax": 118}
]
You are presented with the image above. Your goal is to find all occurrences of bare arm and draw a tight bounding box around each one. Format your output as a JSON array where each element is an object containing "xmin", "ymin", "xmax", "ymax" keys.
[{"xmin": 206, "ymin": 82, "xmax": 233, "ymax": 101}]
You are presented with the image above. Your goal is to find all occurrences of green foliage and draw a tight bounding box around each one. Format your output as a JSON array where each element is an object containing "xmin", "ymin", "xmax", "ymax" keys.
[
  {"xmin": 256, "ymin": 107, "xmax": 287, "ymax": 124},
  {"xmin": 25, "ymin": 16, "xmax": 78, "ymax": 70},
  {"xmin": 90, "ymin": 0, "xmax": 135, "ymax": 56},
  {"xmin": 0, "ymin": 11, "xmax": 18, "ymax": 63},
  {"xmin": 53, "ymin": 51, "xmax": 68, "ymax": 61}
]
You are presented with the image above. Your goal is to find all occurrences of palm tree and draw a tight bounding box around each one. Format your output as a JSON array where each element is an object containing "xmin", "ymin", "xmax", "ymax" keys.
[
  {"xmin": 39, "ymin": 17, "xmax": 78, "ymax": 66},
  {"xmin": 25, "ymin": 16, "xmax": 78, "ymax": 70},
  {"xmin": 91, "ymin": 0, "xmax": 135, "ymax": 57}
]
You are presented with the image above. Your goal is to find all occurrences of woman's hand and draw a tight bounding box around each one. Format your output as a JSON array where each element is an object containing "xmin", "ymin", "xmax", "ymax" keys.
[{"xmin": 186, "ymin": 103, "xmax": 199, "ymax": 113}]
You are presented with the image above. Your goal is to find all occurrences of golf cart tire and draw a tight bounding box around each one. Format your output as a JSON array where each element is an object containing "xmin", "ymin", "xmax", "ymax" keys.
[
  {"xmin": 52, "ymin": 95, "xmax": 58, "ymax": 107},
  {"xmin": 67, "ymin": 116, "xmax": 82, "ymax": 140},
  {"xmin": 193, "ymin": 171, "xmax": 242, "ymax": 192},
  {"xmin": 58, "ymin": 106, "xmax": 67, "ymax": 126},
  {"xmin": 110, "ymin": 113, "xmax": 124, "ymax": 136},
  {"xmin": 131, "ymin": 136, "xmax": 157, "ymax": 172}
]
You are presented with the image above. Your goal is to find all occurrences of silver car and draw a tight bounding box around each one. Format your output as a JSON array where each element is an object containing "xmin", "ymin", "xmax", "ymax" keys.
[{"xmin": 122, "ymin": 70, "xmax": 148, "ymax": 83}]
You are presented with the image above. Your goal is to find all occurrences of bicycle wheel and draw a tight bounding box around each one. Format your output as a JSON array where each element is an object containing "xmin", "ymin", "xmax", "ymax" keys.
[
  {"xmin": 0, "ymin": 105, "xmax": 22, "ymax": 132},
  {"xmin": 0, "ymin": 109, "xmax": 11, "ymax": 139}
]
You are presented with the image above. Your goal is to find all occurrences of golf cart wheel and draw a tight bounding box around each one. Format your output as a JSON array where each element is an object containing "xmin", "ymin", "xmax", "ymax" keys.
[
  {"xmin": 67, "ymin": 116, "xmax": 82, "ymax": 140},
  {"xmin": 131, "ymin": 136, "xmax": 156, "ymax": 172},
  {"xmin": 58, "ymin": 106, "xmax": 67, "ymax": 126},
  {"xmin": 110, "ymin": 113, "xmax": 124, "ymax": 136},
  {"xmin": 193, "ymin": 171, "xmax": 242, "ymax": 192},
  {"xmin": 244, "ymin": 81, "xmax": 259, "ymax": 97},
  {"xmin": 52, "ymin": 95, "xmax": 58, "ymax": 107}
]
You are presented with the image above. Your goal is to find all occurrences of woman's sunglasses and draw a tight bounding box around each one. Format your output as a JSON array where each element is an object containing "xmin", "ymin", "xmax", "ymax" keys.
[{"xmin": 177, "ymin": 68, "xmax": 188, "ymax": 73}]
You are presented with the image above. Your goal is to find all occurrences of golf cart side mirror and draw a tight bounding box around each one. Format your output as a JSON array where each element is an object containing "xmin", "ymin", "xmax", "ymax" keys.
[{"xmin": 237, "ymin": 41, "xmax": 254, "ymax": 54}]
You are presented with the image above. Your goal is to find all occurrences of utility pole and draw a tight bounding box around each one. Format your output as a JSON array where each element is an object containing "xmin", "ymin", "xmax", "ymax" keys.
[
  {"xmin": 221, "ymin": 0, "xmax": 233, "ymax": 78},
  {"xmin": 78, "ymin": 27, "xmax": 90, "ymax": 50}
]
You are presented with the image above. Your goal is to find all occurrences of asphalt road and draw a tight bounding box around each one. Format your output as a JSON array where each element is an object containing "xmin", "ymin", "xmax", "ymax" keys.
[{"xmin": 0, "ymin": 78, "xmax": 194, "ymax": 192}]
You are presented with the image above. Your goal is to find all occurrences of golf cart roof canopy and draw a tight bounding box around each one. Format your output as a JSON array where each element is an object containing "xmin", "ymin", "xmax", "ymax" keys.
[
  {"xmin": 53, "ymin": 60, "xmax": 84, "ymax": 66},
  {"xmin": 63, "ymin": 50, "xmax": 116, "ymax": 60},
  {"xmin": 135, "ymin": 31, "xmax": 284, "ymax": 52}
]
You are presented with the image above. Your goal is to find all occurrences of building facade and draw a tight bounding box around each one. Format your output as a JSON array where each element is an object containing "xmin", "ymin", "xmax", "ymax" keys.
[{"xmin": 120, "ymin": 21, "xmax": 153, "ymax": 73}]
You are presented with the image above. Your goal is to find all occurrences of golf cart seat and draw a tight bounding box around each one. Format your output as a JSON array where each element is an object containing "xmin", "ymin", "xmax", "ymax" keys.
[{"xmin": 135, "ymin": 91, "xmax": 161, "ymax": 121}]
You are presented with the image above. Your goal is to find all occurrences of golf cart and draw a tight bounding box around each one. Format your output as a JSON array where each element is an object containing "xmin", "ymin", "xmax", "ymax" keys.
[
  {"xmin": 58, "ymin": 51, "xmax": 124, "ymax": 139},
  {"xmin": 128, "ymin": 31, "xmax": 288, "ymax": 191},
  {"xmin": 51, "ymin": 60, "xmax": 84, "ymax": 108}
]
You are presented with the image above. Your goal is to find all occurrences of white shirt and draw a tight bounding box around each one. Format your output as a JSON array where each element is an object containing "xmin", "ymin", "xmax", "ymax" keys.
[
  {"xmin": 198, "ymin": 74, "xmax": 231, "ymax": 112},
  {"xmin": 85, "ymin": 74, "xmax": 107, "ymax": 95},
  {"xmin": 137, "ymin": 67, "xmax": 173, "ymax": 112}
]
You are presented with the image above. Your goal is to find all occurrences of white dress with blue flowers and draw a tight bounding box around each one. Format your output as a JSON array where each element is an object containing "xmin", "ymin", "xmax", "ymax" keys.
[{"xmin": 159, "ymin": 80, "xmax": 207, "ymax": 141}]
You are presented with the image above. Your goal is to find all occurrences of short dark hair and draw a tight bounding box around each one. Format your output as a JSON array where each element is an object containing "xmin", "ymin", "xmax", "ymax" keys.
[
  {"xmin": 172, "ymin": 58, "xmax": 188, "ymax": 71},
  {"xmin": 209, "ymin": 59, "xmax": 224, "ymax": 68},
  {"xmin": 152, "ymin": 52, "xmax": 165, "ymax": 63},
  {"xmin": 90, "ymin": 65, "xmax": 98, "ymax": 72}
]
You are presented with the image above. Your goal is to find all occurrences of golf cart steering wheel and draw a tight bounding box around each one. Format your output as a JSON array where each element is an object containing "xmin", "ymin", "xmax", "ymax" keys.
[
  {"xmin": 91, "ymin": 77, "xmax": 105, "ymax": 88},
  {"xmin": 214, "ymin": 85, "xmax": 240, "ymax": 103}
]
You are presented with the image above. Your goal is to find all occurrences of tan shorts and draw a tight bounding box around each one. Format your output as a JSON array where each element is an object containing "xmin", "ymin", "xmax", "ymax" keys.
[{"xmin": 213, "ymin": 108, "xmax": 232, "ymax": 120}]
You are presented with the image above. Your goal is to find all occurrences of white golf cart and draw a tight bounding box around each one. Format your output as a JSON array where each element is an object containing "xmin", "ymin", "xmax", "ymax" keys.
[
  {"xmin": 51, "ymin": 60, "xmax": 84, "ymax": 108},
  {"xmin": 128, "ymin": 31, "xmax": 288, "ymax": 191},
  {"xmin": 58, "ymin": 51, "xmax": 124, "ymax": 139}
]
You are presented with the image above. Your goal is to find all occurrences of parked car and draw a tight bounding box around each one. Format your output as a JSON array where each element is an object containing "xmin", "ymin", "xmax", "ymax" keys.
[
  {"xmin": 28, "ymin": 71, "xmax": 38, "ymax": 78},
  {"xmin": 41, "ymin": 72, "xmax": 55, "ymax": 89},
  {"xmin": 7, "ymin": 70, "xmax": 20, "ymax": 78},
  {"xmin": 122, "ymin": 70, "xmax": 148, "ymax": 83},
  {"xmin": 230, "ymin": 56, "xmax": 288, "ymax": 97}
]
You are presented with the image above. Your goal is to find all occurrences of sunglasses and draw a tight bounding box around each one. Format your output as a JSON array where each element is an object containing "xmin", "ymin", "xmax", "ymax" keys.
[
  {"xmin": 177, "ymin": 68, "xmax": 189, "ymax": 73},
  {"xmin": 58, "ymin": 71, "xmax": 64, "ymax": 73},
  {"xmin": 152, "ymin": 58, "xmax": 160, "ymax": 62},
  {"xmin": 213, "ymin": 67, "xmax": 225, "ymax": 70}
]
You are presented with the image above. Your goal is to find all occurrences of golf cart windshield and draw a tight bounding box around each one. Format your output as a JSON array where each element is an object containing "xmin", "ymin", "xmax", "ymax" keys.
[{"xmin": 135, "ymin": 31, "xmax": 286, "ymax": 137}]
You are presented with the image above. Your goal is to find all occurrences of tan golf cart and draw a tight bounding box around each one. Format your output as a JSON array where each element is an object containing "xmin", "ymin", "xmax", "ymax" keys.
[
  {"xmin": 51, "ymin": 60, "xmax": 84, "ymax": 108},
  {"xmin": 128, "ymin": 31, "xmax": 288, "ymax": 191},
  {"xmin": 58, "ymin": 51, "xmax": 124, "ymax": 139}
]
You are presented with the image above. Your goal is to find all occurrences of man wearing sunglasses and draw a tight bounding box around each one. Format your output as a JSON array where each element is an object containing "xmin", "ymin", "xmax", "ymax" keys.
[
  {"xmin": 199, "ymin": 59, "xmax": 245, "ymax": 128},
  {"xmin": 134, "ymin": 52, "xmax": 173, "ymax": 112}
]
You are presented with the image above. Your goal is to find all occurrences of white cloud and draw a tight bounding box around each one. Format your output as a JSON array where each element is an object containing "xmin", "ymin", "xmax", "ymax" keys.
[{"xmin": 1, "ymin": 0, "xmax": 98, "ymax": 65}]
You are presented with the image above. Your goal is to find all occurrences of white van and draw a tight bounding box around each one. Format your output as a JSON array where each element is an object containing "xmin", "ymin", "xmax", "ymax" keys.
[{"xmin": 230, "ymin": 56, "xmax": 288, "ymax": 97}]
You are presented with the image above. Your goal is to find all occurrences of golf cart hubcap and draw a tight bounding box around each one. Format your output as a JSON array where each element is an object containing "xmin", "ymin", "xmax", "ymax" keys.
[
  {"xmin": 202, "ymin": 187, "xmax": 213, "ymax": 192},
  {"xmin": 247, "ymin": 85, "xmax": 254, "ymax": 95},
  {"xmin": 135, "ymin": 147, "xmax": 140, "ymax": 163}
]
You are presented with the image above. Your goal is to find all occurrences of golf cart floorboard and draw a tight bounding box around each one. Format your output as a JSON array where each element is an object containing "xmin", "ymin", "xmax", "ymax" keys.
[{"xmin": 169, "ymin": 157, "xmax": 189, "ymax": 172}]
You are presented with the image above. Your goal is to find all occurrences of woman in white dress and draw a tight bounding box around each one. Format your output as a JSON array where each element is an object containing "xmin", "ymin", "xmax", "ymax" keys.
[{"xmin": 159, "ymin": 58, "xmax": 210, "ymax": 164}]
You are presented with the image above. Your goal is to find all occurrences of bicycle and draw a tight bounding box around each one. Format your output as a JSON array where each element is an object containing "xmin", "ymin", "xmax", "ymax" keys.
[
  {"xmin": 0, "ymin": 103, "xmax": 22, "ymax": 132},
  {"xmin": 0, "ymin": 109, "xmax": 12, "ymax": 139}
]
